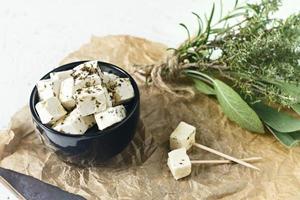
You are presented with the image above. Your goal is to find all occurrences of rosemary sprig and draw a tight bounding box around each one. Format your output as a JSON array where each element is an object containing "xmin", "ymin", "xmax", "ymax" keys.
[
  {"xmin": 176, "ymin": 0, "xmax": 300, "ymax": 107},
  {"xmin": 164, "ymin": 0, "xmax": 300, "ymax": 147},
  {"xmin": 133, "ymin": 0, "xmax": 300, "ymax": 146}
]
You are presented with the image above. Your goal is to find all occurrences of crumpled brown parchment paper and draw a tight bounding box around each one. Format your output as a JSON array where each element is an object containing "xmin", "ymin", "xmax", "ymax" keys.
[{"xmin": 1, "ymin": 35, "xmax": 300, "ymax": 200}]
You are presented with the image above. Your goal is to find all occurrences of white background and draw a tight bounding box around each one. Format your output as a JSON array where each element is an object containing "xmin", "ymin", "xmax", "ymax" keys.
[{"xmin": 0, "ymin": 0, "xmax": 298, "ymax": 128}]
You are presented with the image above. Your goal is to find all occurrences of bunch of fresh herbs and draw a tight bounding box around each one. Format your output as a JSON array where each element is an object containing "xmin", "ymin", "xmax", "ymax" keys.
[{"xmin": 158, "ymin": 0, "xmax": 300, "ymax": 147}]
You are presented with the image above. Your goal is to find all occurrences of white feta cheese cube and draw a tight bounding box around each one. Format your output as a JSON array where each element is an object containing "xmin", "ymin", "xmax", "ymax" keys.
[
  {"xmin": 73, "ymin": 74, "xmax": 102, "ymax": 91},
  {"xmin": 102, "ymin": 72, "xmax": 119, "ymax": 87},
  {"xmin": 113, "ymin": 78, "xmax": 134, "ymax": 104},
  {"xmin": 52, "ymin": 109, "xmax": 89, "ymax": 135},
  {"xmin": 50, "ymin": 70, "xmax": 73, "ymax": 81},
  {"xmin": 36, "ymin": 79, "xmax": 60, "ymax": 101},
  {"xmin": 59, "ymin": 77, "xmax": 76, "ymax": 110},
  {"xmin": 35, "ymin": 97, "xmax": 67, "ymax": 124},
  {"xmin": 103, "ymin": 87, "xmax": 112, "ymax": 108},
  {"xmin": 72, "ymin": 60, "xmax": 103, "ymax": 78},
  {"xmin": 52, "ymin": 117, "xmax": 65, "ymax": 132},
  {"xmin": 94, "ymin": 105, "xmax": 126, "ymax": 130},
  {"xmin": 71, "ymin": 61, "xmax": 103, "ymax": 91},
  {"xmin": 167, "ymin": 148, "xmax": 192, "ymax": 180},
  {"xmin": 82, "ymin": 114, "xmax": 96, "ymax": 128},
  {"xmin": 170, "ymin": 121, "xmax": 196, "ymax": 150},
  {"xmin": 74, "ymin": 85, "xmax": 107, "ymax": 116}
]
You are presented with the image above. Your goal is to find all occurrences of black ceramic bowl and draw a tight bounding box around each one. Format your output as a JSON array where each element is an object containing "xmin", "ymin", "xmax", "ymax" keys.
[{"xmin": 29, "ymin": 61, "xmax": 140, "ymax": 165}]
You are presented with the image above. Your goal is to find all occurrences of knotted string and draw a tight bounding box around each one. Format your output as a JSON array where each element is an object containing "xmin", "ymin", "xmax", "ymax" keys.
[{"xmin": 131, "ymin": 55, "xmax": 195, "ymax": 99}]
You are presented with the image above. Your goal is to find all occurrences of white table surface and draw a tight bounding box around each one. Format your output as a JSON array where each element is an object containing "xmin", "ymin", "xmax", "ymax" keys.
[{"xmin": 0, "ymin": 0, "xmax": 298, "ymax": 128}]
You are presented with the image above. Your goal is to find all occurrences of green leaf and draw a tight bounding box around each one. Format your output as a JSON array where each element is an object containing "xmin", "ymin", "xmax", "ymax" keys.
[
  {"xmin": 219, "ymin": 12, "xmax": 245, "ymax": 23},
  {"xmin": 278, "ymin": 82, "xmax": 300, "ymax": 102},
  {"xmin": 219, "ymin": 0, "xmax": 223, "ymax": 19},
  {"xmin": 192, "ymin": 12, "xmax": 203, "ymax": 36},
  {"xmin": 213, "ymin": 79, "xmax": 265, "ymax": 133},
  {"xmin": 263, "ymin": 80, "xmax": 300, "ymax": 103},
  {"xmin": 193, "ymin": 79, "xmax": 215, "ymax": 95},
  {"xmin": 234, "ymin": 0, "xmax": 239, "ymax": 8},
  {"xmin": 179, "ymin": 23, "xmax": 191, "ymax": 43},
  {"xmin": 166, "ymin": 47, "xmax": 177, "ymax": 51},
  {"xmin": 204, "ymin": 3, "xmax": 215, "ymax": 43},
  {"xmin": 210, "ymin": 28, "xmax": 226, "ymax": 34},
  {"xmin": 267, "ymin": 126, "xmax": 300, "ymax": 148},
  {"xmin": 292, "ymin": 104, "xmax": 300, "ymax": 115},
  {"xmin": 252, "ymin": 103, "xmax": 300, "ymax": 133},
  {"xmin": 184, "ymin": 70, "xmax": 264, "ymax": 133},
  {"xmin": 184, "ymin": 69, "xmax": 214, "ymax": 82}
]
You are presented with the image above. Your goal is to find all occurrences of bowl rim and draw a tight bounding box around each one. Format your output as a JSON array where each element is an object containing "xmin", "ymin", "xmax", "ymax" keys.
[{"xmin": 29, "ymin": 60, "xmax": 140, "ymax": 139}]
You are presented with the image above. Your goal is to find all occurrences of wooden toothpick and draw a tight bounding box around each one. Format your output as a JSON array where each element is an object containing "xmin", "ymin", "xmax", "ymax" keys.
[
  {"xmin": 170, "ymin": 122, "xmax": 260, "ymax": 171},
  {"xmin": 193, "ymin": 143, "xmax": 260, "ymax": 170},
  {"xmin": 191, "ymin": 157, "xmax": 262, "ymax": 164}
]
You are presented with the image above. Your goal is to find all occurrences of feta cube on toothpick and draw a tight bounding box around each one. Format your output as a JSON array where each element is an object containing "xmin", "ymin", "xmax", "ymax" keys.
[
  {"xmin": 170, "ymin": 121, "xmax": 196, "ymax": 150},
  {"xmin": 170, "ymin": 121, "xmax": 259, "ymax": 171},
  {"xmin": 113, "ymin": 78, "xmax": 134, "ymax": 104},
  {"xmin": 35, "ymin": 97, "xmax": 67, "ymax": 124},
  {"xmin": 167, "ymin": 148, "xmax": 262, "ymax": 180},
  {"xmin": 74, "ymin": 85, "xmax": 108, "ymax": 116},
  {"xmin": 36, "ymin": 79, "xmax": 60, "ymax": 101},
  {"xmin": 94, "ymin": 105, "xmax": 126, "ymax": 130},
  {"xmin": 167, "ymin": 148, "xmax": 192, "ymax": 180},
  {"xmin": 52, "ymin": 109, "xmax": 94, "ymax": 135}
]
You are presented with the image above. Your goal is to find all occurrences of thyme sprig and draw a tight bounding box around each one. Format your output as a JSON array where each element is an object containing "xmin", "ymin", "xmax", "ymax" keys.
[
  {"xmin": 133, "ymin": 0, "xmax": 300, "ymax": 146},
  {"xmin": 175, "ymin": 0, "xmax": 300, "ymax": 107},
  {"xmin": 152, "ymin": 0, "xmax": 300, "ymax": 146}
]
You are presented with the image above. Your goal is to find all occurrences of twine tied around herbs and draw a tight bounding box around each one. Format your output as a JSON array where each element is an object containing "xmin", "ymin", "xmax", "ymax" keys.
[{"xmin": 132, "ymin": 55, "xmax": 196, "ymax": 100}]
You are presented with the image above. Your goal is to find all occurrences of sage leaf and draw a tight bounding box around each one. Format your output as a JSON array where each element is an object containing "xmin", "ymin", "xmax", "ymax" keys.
[
  {"xmin": 276, "ymin": 82, "xmax": 300, "ymax": 102},
  {"xmin": 292, "ymin": 104, "xmax": 300, "ymax": 115},
  {"xmin": 213, "ymin": 79, "xmax": 265, "ymax": 133},
  {"xmin": 279, "ymin": 82, "xmax": 300, "ymax": 94},
  {"xmin": 253, "ymin": 103, "xmax": 300, "ymax": 133},
  {"xmin": 193, "ymin": 79, "xmax": 215, "ymax": 95},
  {"xmin": 185, "ymin": 70, "xmax": 264, "ymax": 133},
  {"xmin": 266, "ymin": 126, "xmax": 300, "ymax": 148}
]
